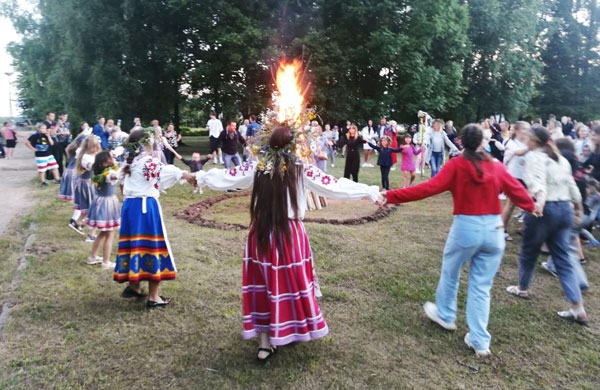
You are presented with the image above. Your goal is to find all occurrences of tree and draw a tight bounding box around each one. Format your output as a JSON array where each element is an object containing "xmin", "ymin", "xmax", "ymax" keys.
[
  {"xmin": 459, "ymin": 0, "xmax": 544, "ymax": 122},
  {"xmin": 532, "ymin": 0, "xmax": 600, "ymax": 121}
]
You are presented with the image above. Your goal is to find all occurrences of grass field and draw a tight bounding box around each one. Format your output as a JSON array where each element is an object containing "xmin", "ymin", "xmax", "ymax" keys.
[{"xmin": 0, "ymin": 137, "xmax": 599, "ymax": 389}]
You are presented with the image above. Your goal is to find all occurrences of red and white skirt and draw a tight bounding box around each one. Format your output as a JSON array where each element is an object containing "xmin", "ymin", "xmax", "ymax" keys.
[{"xmin": 242, "ymin": 220, "xmax": 328, "ymax": 346}]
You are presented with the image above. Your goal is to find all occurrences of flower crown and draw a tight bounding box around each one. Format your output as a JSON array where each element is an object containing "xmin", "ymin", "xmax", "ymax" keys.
[
  {"xmin": 245, "ymin": 107, "xmax": 321, "ymax": 177},
  {"xmin": 121, "ymin": 127, "xmax": 155, "ymax": 155}
]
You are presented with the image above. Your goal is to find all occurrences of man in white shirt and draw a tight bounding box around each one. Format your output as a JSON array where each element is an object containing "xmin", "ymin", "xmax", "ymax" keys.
[
  {"xmin": 239, "ymin": 119, "xmax": 249, "ymax": 140},
  {"xmin": 207, "ymin": 111, "xmax": 224, "ymax": 164}
]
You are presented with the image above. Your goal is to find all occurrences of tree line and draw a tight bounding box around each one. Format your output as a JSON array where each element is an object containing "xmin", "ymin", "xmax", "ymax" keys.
[{"xmin": 2, "ymin": 0, "xmax": 599, "ymax": 128}]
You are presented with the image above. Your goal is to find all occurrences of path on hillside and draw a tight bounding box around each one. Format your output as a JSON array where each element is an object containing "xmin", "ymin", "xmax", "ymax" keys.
[{"xmin": 0, "ymin": 130, "xmax": 36, "ymax": 236}]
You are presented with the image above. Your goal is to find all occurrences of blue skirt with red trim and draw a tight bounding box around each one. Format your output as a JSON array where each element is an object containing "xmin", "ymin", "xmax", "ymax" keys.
[{"xmin": 114, "ymin": 197, "xmax": 176, "ymax": 283}]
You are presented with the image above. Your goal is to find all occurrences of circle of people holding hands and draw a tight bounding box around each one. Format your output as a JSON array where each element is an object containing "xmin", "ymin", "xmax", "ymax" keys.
[{"xmin": 11, "ymin": 109, "xmax": 600, "ymax": 361}]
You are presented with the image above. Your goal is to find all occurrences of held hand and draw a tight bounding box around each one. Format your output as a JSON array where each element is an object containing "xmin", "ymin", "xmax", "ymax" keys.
[
  {"xmin": 376, "ymin": 191, "xmax": 387, "ymax": 207},
  {"xmin": 175, "ymin": 153, "xmax": 183, "ymax": 160},
  {"xmin": 182, "ymin": 172, "xmax": 197, "ymax": 187},
  {"xmin": 574, "ymin": 213, "xmax": 582, "ymax": 226},
  {"xmin": 533, "ymin": 202, "xmax": 544, "ymax": 217}
]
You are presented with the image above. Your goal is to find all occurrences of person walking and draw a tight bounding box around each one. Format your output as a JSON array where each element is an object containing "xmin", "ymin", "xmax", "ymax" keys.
[
  {"xmin": 506, "ymin": 126, "xmax": 588, "ymax": 326},
  {"xmin": 207, "ymin": 112, "xmax": 224, "ymax": 164},
  {"xmin": 383, "ymin": 124, "xmax": 534, "ymax": 357}
]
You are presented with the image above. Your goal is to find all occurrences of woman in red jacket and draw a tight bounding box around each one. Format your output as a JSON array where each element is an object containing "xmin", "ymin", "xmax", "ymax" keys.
[{"xmin": 383, "ymin": 124, "xmax": 534, "ymax": 357}]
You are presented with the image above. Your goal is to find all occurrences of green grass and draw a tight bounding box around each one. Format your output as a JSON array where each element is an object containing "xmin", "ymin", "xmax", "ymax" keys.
[{"xmin": 0, "ymin": 136, "xmax": 599, "ymax": 389}]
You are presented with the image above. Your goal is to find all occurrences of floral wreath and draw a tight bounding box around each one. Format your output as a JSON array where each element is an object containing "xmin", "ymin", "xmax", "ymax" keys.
[
  {"xmin": 91, "ymin": 166, "xmax": 119, "ymax": 190},
  {"xmin": 121, "ymin": 127, "xmax": 155, "ymax": 156},
  {"xmin": 245, "ymin": 107, "xmax": 323, "ymax": 178}
]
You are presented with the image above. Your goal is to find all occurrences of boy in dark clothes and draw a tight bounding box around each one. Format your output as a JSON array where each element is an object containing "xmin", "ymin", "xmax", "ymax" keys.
[{"xmin": 179, "ymin": 152, "xmax": 213, "ymax": 193}]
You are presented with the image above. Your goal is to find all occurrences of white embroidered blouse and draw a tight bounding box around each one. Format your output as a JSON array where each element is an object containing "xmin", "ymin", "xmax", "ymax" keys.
[
  {"xmin": 195, "ymin": 161, "xmax": 381, "ymax": 219},
  {"xmin": 122, "ymin": 155, "xmax": 185, "ymax": 198}
]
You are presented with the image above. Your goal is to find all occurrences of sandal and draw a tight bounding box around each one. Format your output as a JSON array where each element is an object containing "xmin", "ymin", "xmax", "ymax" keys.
[
  {"xmin": 506, "ymin": 285, "xmax": 529, "ymax": 299},
  {"xmin": 504, "ymin": 233, "xmax": 513, "ymax": 241},
  {"xmin": 147, "ymin": 296, "xmax": 172, "ymax": 309},
  {"xmin": 557, "ymin": 308, "xmax": 589, "ymax": 326},
  {"xmin": 121, "ymin": 286, "xmax": 148, "ymax": 299},
  {"xmin": 256, "ymin": 346, "xmax": 277, "ymax": 363}
]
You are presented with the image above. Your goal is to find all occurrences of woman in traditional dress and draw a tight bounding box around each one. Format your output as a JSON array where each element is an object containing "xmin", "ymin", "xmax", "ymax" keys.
[
  {"xmin": 115, "ymin": 129, "xmax": 196, "ymax": 308},
  {"xmin": 196, "ymin": 125, "xmax": 382, "ymax": 361}
]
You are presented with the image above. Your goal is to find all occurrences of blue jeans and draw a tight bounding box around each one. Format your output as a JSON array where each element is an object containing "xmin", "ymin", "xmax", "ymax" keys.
[
  {"xmin": 223, "ymin": 153, "xmax": 241, "ymax": 169},
  {"xmin": 436, "ymin": 214, "xmax": 505, "ymax": 350},
  {"xmin": 545, "ymin": 229, "xmax": 589, "ymax": 291},
  {"xmin": 431, "ymin": 151, "xmax": 443, "ymax": 177},
  {"xmin": 326, "ymin": 145, "xmax": 335, "ymax": 166},
  {"xmin": 518, "ymin": 201, "xmax": 582, "ymax": 303}
]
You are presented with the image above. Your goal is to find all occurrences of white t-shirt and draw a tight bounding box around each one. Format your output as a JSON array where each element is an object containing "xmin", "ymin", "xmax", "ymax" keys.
[
  {"xmin": 361, "ymin": 126, "xmax": 377, "ymax": 150},
  {"xmin": 503, "ymin": 138, "xmax": 527, "ymax": 179},
  {"xmin": 238, "ymin": 125, "xmax": 248, "ymax": 139},
  {"xmin": 207, "ymin": 118, "xmax": 224, "ymax": 138}
]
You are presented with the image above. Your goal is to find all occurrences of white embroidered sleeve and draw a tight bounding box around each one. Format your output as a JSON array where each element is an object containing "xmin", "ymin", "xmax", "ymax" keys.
[
  {"xmin": 142, "ymin": 157, "xmax": 184, "ymax": 191},
  {"xmin": 195, "ymin": 161, "xmax": 257, "ymax": 191},
  {"xmin": 302, "ymin": 164, "xmax": 380, "ymax": 202}
]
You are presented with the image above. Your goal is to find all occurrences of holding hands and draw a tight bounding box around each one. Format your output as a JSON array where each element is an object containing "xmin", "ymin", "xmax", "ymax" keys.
[{"xmin": 182, "ymin": 172, "xmax": 197, "ymax": 187}]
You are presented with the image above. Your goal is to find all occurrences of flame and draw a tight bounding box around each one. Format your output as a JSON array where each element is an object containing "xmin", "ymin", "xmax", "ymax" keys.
[{"xmin": 275, "ymin": 60, "xmax": 304, "ymax": 123}]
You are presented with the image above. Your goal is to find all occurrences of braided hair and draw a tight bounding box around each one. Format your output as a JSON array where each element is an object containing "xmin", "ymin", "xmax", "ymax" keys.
[{"xmin": 461, "ymin": 123, "xmax": 492, "ymax": 177}]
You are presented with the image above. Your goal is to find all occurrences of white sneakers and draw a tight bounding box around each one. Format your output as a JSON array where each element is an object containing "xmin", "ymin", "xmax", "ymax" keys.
[
  {"xmin": 87, "ymin": 256, "xmax": 115, "ymax": 270},
  {"xmin": 464, "ymin": 333, "xmax": 491, "ymax": 357},
  {"xmin": 86, "ymin": 256, "xmax": 102, "ymax": 265},
  {"xmin": 101, "ymin": 261, "xmax": 116, "ymax": 270},
  {"xmin": 424, "ymin": 302, "xmax": 491, "ymax": 357},
  {"xmin": 423, "ymin": 302, "xmax": 457, "ymax": 331}
]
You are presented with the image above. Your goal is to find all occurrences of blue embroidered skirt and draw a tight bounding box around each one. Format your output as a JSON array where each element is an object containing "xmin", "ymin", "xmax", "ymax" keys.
[{"xmin": 114, "ymin": 197, "xmax": 177, "ymax": 283}]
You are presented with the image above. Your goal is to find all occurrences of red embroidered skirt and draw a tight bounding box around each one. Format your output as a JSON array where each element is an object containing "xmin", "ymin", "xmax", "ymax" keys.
[{"xmin": 242, "ymin": 220, "xmax": 328, "ymax": 346}]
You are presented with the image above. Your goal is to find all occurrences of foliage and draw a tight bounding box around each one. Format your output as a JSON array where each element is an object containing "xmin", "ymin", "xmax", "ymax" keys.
[
  {"xmin": 2, "ymin": 0, "xmax": 600, "ymax": 127},
  {"xmin": 532, "ymin": 0, "xmax": 600, "ymax": 121},
  {"xmin": 458, "ymin": 0, "xmax": 544, "ymax": 122}
]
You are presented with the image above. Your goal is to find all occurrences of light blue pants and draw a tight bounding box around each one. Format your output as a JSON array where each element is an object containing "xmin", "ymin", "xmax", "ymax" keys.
[
  {"xmin": 223, "ymin": 153, "xmax": 241, "ymax": 169},
  {"xmin": 436, "ymin": 214, "xmax": 505, "ymax": 350}
]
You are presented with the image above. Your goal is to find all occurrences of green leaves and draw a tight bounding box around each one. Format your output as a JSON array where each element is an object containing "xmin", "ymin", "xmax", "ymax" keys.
[{"xmin": 6, "ymin": 0, "xmax": 600, "ymax": 125}]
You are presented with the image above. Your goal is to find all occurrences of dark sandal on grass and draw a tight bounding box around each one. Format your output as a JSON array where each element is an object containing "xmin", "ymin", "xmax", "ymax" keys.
[
  {"xmin": 121, "ymin": 286, "xmax": 147, "ymax": 299},
  {"xmin": 557, "ymin": 309, "xmax": 589, "ymax": 326},
  {"xmin": 256, "ymin": 346, "xmax": 277, "ymax": 363},
  {"xmin": 147, "ymin": 296, "xmax": 172, "ymax": 309}
]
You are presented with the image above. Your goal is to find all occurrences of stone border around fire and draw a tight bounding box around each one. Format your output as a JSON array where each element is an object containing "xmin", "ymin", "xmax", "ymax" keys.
[{"xmin": 175, "ymin": 190, "xmax": 398, "ymax": 231}]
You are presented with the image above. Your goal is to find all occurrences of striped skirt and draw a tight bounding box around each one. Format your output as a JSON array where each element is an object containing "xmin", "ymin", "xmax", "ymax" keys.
[
  {"xmin": 58, "ymin": 168, "xmax": 75, "ymax": 201},
  {"xmin": 86, "ymin": 195, "xmax": 121, "ymax": 231},
  {"xmin": 114, "ymin": 197, "xmax": 176, "ymax": 283},
  {"xmin": 73, "ymin": 178, "xmax": 94, "ymax": 214},
  {"xmin": 242, "ymin": 220, "xmax": 328, "ymax": 346}
]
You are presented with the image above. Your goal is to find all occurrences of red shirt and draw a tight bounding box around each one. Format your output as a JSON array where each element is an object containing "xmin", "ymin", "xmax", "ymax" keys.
[{"xmin": 386, "ymin": 156, "xmax": 534, "ymax": 215}]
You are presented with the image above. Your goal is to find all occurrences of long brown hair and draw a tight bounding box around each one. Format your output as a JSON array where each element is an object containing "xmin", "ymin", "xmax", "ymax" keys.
[
  {"xmin": 530, "ymin": 125, "xmax": 560, "ymax": 162},
  {"xmin": 461, "ymin": 123, "xmax": 492, "ymax": 177},
  {"xmin": 250, "ymin": 126, "xmax": 301, "ymax": 253}
]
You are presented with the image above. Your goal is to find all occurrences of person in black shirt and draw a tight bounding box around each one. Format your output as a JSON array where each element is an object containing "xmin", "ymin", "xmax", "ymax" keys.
[
  {"xmin": 337, "ymin": 124, "xmax": 365, "ymax": 182},
  {"xmin": 218, "ymin": 120, "xmax": 245, "ymax": 168},
  {"xmin": 25, "ymin": 123, "xmax": 60, "ymax": 186}
]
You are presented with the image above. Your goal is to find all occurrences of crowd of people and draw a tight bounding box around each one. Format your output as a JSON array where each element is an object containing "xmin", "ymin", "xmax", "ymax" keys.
[{"xmin": 5, "ymin": 108, "xmax": 600, "ymax": 361}]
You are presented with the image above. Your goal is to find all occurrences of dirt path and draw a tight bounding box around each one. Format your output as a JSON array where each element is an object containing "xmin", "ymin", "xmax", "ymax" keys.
[{"xmin": 0, "ymin": 130, "xmax": 36, "ymax": 236}]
